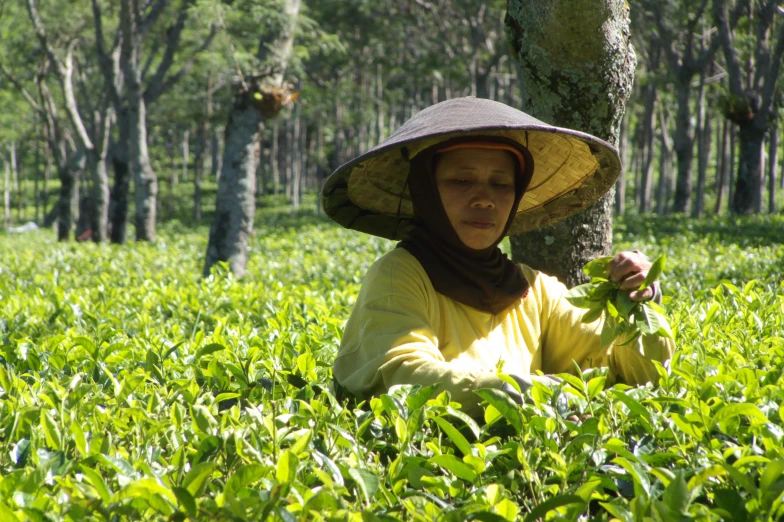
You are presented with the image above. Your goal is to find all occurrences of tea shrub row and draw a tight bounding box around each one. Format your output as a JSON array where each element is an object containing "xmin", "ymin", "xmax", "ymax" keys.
[{"xmin": 0, "ymin": 211, "xmax": 783, "ymax": 521}]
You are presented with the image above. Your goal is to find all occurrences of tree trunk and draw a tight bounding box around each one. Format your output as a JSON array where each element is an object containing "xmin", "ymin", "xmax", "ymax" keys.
[
  {"xmin": 122, "ymin": 0, "xmax": 158, "ymax": 242},
  {"xmin": 291, "ymin": 108, "xmax": 301, "ymax": 208},
  {"xmin": 713, "ymin": 0, "xmax": 784, "ymax": 213},
  {"xmin": 10, "ymin": 143, "xmax": 19, "ymax": 221},
  {"xmin": 615, "ymin": 110, "xmax": 628, "ymax": 215},
  {"xmin": 715, "ymin": 113, "xmax": 723, "ymax": 195},
  {"xmin": 204, "ymin": 0, "xmax": 301, "ymax": 277},
  {"xmin": 768, "ymin": 126, "xmax": 777, "ymax": 213},
  {"xmin": 57, "ymin": 150, "xmax": 85, "ymax": 241},
  {"xmin": 35, "ymin": 127, "xmax": 42, "ymax": 224},
  {"xmin": 91, "ymin": 151, "xmax": 111, "ymax": 242},
  {"xmin": 656, "ymin": 103, "xmax": 673, "ymax": 215},
  {"xmin": 728, "ymin": 124, "xmax": 736, "ymax": 205},
  {"xmin": 43, "ymin": 128, "xmax": 51, "ymax": 221},
  {"xmin": 693, "ymin": 72, "xmax": 709, "ymax": 218},
  {"xmin": 3, "ymin": 155, "xmax": 10, "ymax": 229},
  {"xmin": 671, "ymin": 78, "xmax": 695, "ymax": 213},
  {"xmin": 203, "ymin": 92, "xmax": 262, "ymax": 277},
  {"xmin": 329, "ymin": 94, "xmax": 344, "ymax": 172},
  {"xmin": 167, "ymin": 130, "xmax": 177, "ymax": 216},
  {"xmin": 284, "ymin": 116, "xmax": 293, "ymax": 200},
  {"xmin": 731, "ymin": 123, "xmax": 765, "ymax": 214},
  {"xmin": 211, "ymin": 128, "xmax": 222, "ymax": 180},
  {"xmin": 272, "ymin": 122, "xmax": 280, "ymax": 196},
  {"xmin": 715, "ymin": 119, "xmax": 729, "ymax": 214},
  {"xmin": 182, "ymin": 128, "xmax": 190, "ymax": 183},
  {"xmin": 506, "ymin": 0, "xmax": 635, "ymax": 287},
  {"xmin": 639, "ymin": 83, "xmax": 657, "ymax": 213},
  {"xmin": 110, "ymin": 113, "xmax": 131, "ymax": 243},
  {"xmin": 193, "ymin": 115, "xmax": 209, "ymax": 222},
  {"xmin": 781, "ymin": 140, "xmax": 784, "ymax": 190}
]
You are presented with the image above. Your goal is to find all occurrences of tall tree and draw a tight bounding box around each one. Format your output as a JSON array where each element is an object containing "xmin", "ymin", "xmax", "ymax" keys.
[
  {"xmin": 203, "ymin": 0, "xmax": 301, "ymax": 277},
  {"xmin": 26, "ymin": 0, "xmax": 114, "ymax": 241},
  {"xmin": 506, "ymin": 0, "xmax": 636, "ymax": 287},
  {"xmin": 121, "ymin": 0, "xmax": 159, "ymax": 241},
  {"xmin": 638, "ymin": 0, "xmax": 739, "ymax": 214},
  {"xmin": 714, "ymin": 0, "xmax": 784, "ymax": 213},
  {"xmin": 93, "ymin": 0, "xmax": 217, "ymax": 243}
]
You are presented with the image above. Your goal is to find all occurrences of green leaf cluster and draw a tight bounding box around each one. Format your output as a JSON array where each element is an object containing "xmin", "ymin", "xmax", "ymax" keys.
[
  {"xmin": 0, "ymin": 209, "xmax": 783, "ymax": 520},
  {"xmin": 566, "ymin": 254, "xmax": 674, "ymax": 348}
]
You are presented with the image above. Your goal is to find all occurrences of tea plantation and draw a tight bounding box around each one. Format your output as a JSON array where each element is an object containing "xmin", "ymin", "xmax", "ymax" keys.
[{"xmin": 1, "ymin": 208, "xmax": 783, "ymax": 521}]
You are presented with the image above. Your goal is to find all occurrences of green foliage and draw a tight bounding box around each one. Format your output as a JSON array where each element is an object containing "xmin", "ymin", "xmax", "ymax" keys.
[
  {"xmin": 0, "ymin": 210, "xmax": 783, "ymax": 520},
  {"xmin": 566, "ymin": 254, "xmax": 673, "ymax": 348}
]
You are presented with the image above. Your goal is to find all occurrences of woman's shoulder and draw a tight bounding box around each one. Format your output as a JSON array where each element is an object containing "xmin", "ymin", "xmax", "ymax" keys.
[
  {"xmin": 360, "ymin": 247, "xmax": 433, "ymax": 303},
  {"xmin": 516, "ymin": 263, "xmax": 567, "ymax": 300}
]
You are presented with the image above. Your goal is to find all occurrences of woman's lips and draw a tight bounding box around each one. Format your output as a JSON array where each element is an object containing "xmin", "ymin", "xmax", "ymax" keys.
[{"xmin": 465, "ymin": 221, "xmax": 494, "ymax": 229}]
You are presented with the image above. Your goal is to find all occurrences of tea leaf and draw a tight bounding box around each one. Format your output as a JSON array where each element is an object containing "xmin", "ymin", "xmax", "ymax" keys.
[
  {"xmin": 523, "ymin": 494, "xmax": 586, "ymax": 522},
  {"xmin": 640, "ymin": 254, "xmax": 666, "ymax": 291},
  {"xmin": 474, "ymin": 388, "xmax": 523, "ymax": 433},
  {"xmin": 430, "ymin": 454, "xmax": 477, "ymax": 482},
  {"xmin": 348, "ymin": 467, "xmax": 379, "ymax": 503}
]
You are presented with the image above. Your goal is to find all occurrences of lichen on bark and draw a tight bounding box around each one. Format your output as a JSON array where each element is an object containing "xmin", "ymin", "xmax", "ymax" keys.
[{"xmin": 506, "ymin": 0, "xmax": 636, "ymax": 287}]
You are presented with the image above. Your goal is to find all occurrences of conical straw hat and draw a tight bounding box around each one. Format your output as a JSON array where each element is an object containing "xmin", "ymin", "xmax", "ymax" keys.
[{"xmin": 321, "ymin": 97, "xmax": 621, "ymax": 240}]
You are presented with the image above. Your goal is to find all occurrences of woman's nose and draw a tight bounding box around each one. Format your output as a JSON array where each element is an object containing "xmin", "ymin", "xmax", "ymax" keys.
[{"xmin": 469, "ymin": 185, "xmax": 494, "ymax": 208}]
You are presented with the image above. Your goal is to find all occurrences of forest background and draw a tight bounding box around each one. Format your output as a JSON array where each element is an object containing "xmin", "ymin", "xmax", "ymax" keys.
[
  {"xmin": 2, "ymin": 1, "xmax": 784, "ymax": 521},
  {"xmin": 0, "ymin": 0, "xmax": 782, "ymax": 246}
]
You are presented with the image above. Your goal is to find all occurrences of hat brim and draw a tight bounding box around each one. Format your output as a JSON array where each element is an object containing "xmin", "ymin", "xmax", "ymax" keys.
[{"xmin": 321, "ymin": 98, "xmax": 621, "ymax": 240}]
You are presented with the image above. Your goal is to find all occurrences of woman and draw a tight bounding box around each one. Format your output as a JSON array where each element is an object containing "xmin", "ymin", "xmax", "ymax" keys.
[{"xmin": 322, "ymin": 97, "xmax": 673, "ymax": 417}]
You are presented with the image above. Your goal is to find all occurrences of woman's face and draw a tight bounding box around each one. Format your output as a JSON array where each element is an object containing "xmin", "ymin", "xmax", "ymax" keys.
[{"xmin": 434, "ymin": 148, "xmax": 517, "ymax": 250}]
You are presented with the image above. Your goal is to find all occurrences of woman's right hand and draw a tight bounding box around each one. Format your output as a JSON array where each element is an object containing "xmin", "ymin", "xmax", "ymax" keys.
[{"xmin": 501, "ymin": 373, "xmax": 563, "ymax": 405}]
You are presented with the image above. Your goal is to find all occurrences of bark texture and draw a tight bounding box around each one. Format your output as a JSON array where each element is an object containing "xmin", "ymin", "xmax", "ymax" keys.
[
  {"xmin": 768, "ymin": 126, "xmax": 778, "ymax": 213},
  {"xmin": 203, "ymin": 0, "xmax": 301, "ymax": 277},
  {"xmin": 122, "ymin": 0, "xmax": 158, "ymax": 241},
  {"xmin": 203, "ymin": 93, "xmax": 263, "ymax": 277},
  {"xmin": 671, "ymin": 79, "xmax": 695, "ymax": 213},
  {"xmin": 506, "ymin": 0, "xmax": 636, "ymax": 287},
  {"xmin": 639, "ymin": 69, "xmax": 658, "ymax": 213},
  {"xmin": 57, "ymin": 150, "xmax": 85, "ymax": 241},
  {"xmin": 110, "ymin": 115, "xmax": 132, "ymax": 243}
]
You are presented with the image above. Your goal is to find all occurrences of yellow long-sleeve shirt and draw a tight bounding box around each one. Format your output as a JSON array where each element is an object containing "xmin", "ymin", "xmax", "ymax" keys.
[{"xmin": 334, "ymin": 248, "xmax": 673, "ymax": 417}]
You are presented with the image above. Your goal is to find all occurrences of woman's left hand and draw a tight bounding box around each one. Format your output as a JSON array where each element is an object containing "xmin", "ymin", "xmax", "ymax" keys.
[{"xmin": 605, "ymin": 251, "xmax": 656, "ymax": 302}]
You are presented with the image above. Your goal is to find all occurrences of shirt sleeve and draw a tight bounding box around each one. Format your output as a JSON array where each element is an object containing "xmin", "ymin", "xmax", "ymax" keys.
[
  {"xmin": 536, "ymin": 271, "xmax": 674, "ymax": 386},
  {"xmin": 333, "ymin": 258, "xmax": 506, "ymax": 418}
]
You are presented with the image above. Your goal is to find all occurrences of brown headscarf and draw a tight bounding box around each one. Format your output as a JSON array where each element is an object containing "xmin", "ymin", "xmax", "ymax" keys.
[{"xmin": 397, "ymin": 136, "xmax": 535, "ymax": 315}]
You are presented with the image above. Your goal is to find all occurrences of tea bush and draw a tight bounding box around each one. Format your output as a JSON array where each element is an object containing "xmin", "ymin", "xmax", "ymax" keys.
[{"xmin": 0, "ymin": 209, "xmax": 783, "ymax": 521}]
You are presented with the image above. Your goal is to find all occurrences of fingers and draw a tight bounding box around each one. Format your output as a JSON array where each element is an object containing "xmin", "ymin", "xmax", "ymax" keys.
[
  {"xmin": 628, "ymin": 286, "xmax": 655, "ymax": 302},
  {"xmin": 618, "ymin": 272, "xmax": 646, "ymax": 291},
  {"xmin": 606, "ymin": 251, "xmax": 651, "ymax": 285}
]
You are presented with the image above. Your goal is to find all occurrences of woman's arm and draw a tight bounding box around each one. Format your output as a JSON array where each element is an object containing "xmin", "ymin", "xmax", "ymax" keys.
[
  {"xmin": 334, "ymin": 255, "xmax": 508, "ymax": 417},
  {"xmin": 536, "ymin": 252, "xmax": 674, "ymax": 385}
]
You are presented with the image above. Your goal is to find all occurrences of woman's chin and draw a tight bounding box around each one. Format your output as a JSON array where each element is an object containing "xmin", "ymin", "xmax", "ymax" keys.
[{"xmin": 458, "ymin": 234, "xmax": 498, "ymax": 250}]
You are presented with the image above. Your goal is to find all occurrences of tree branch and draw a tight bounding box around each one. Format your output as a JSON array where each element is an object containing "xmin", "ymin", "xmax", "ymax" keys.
[
  {"xmin": 26, "ymin": 0, "xmax": 66, "ymax": 78},
  {"xmin": 37, "ymin": 75, "xmax": 67, "ymax": 168},
  {"xmin": 145, "ymin": 23, "xmax": 218, "ymax": 104},
  {"xmin": 652, "ymin": 7, "xmax": 682, "ymax": 72},
  {"xmin": 411, "ymin": 0, "xmax": 458, "ymax": 60},
  {"xmin": 759, "ymin": 12, "xmax": 784, "ymax": 120},
  {"xmin": 141, "ymin": 0, "xmax": 193, "ymax": 102},
  {"xmin": 27, "ymin": 0, "xmax": 94, "ymax": 153},
  {"xmin": 695, "ymin": 0, "xmax": 748, "ymax": 71},
  {"xmin": 141, "ymin": 37, "xmax": 162, "ymax": 79},
  {"xmin": 712, "ymin": 0, "xmax": 746, "ymax": 96},
  {"xmin": 751, "ymin": 0, "xmax": 778, "ymax": 92},
  {"xmin": 62, "ymin": 40, "xmax": 95, "ymax": 151},
  {"xmin": 139, "ymin": 0, "xmax": 167, "ymax": 35},
  {"xmin": 92, "ymin": 0, "xmax": 122, "ymax": 108},
  {"xmin": 0, "ymin": 62, "xmax": 41, "ymax": 112}
]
